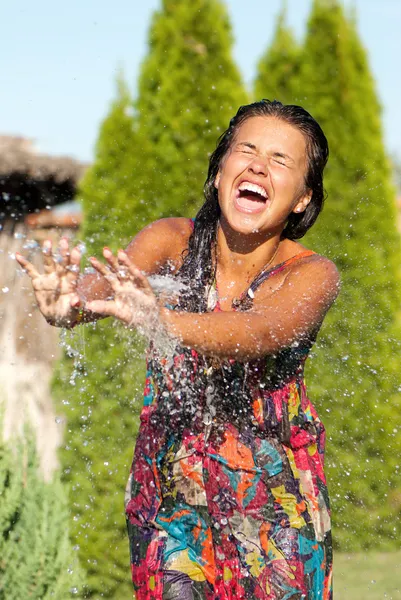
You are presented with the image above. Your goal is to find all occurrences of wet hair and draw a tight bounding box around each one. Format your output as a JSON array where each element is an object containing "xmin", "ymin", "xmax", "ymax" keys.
[{"xmin": 178, "ymin": 99, "xmax": 329, "ymax": 313}]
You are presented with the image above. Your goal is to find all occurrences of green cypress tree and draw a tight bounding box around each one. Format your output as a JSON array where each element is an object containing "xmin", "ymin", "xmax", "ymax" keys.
[
  {"xmin": 254, "ymin": 2, "xmax": 302, "ymax": 104},
  {"xmin": 54, "ymin": 327, "xmax": 145, "ymax": 599},
  {"xmin": 53, "ymin": 74, "xmax": 145, "ymax": 599},
  {"xmin": 53, "ymin": 1, "xmax": 247, "ymax": 597},
  {"xmin": 298, "ymin": 0, "xmax": 401, "ymax": 550},
  {"xmin": 79, "ymin": 73, "xmax": 137, "ymax": 256},
  {"xmin": 130, "ymin": 0, "xmax": 248, "ymax": 224},
  {"xmin": 0, "ymin": 428, "xmax": 83, "ymax": 599}
]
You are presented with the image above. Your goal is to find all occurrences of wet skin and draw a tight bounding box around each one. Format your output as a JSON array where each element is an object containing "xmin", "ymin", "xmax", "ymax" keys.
[
  {"xmin": 16, "ymin": 116, "xmax": 340, "ymax": 360},
  {"xmin": 215, "ymin": 116, "xmax": 311, "ymax": 239},
  {"xmin": 213, "ymin": 116, "xmax": 313, "ymax": 308}
]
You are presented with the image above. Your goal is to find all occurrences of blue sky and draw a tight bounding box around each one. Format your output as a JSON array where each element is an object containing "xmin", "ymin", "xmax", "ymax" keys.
[{"xmin": 0, "ymin": 0, "xmax": 400, "ymax": 162}]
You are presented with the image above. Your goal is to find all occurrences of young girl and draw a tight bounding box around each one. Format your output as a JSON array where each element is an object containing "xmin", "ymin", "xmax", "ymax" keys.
[{"xmin": 17, "ymin": 100, "xmax": 339, "ymax": 599}]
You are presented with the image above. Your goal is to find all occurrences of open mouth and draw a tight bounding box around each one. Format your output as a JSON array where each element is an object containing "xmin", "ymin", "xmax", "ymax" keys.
[{"xmin": 235, "ymin": 181, "xmax": 269, "ymax": 213}]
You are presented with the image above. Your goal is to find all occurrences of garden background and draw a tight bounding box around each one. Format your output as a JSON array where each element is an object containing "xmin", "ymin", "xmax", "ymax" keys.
[{"xmin": 1, "ymin": 0, "xmax": 401, "ymax": 598}]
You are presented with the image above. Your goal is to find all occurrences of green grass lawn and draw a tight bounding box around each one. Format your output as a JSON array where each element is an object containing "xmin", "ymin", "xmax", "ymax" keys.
[{"xmin": 335, "ymin": 552, "xmax": 401, "ymax": 599}]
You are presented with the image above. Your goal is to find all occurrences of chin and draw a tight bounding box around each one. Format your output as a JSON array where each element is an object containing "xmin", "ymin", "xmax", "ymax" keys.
[{"xmin": 223, "ymin": 212, "xmax": 266, "ymax": 236}]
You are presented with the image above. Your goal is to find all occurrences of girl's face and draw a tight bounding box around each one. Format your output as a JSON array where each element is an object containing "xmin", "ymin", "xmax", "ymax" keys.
[{"xmin": 215, "ymin": 116, "xmax": 312, "ymax": 237}]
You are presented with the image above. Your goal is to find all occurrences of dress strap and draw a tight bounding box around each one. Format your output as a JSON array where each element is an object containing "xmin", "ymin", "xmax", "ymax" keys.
[
  {"xmin": 249, "ymin": 250, "xmax": 315, "ymax": 294},
  {"xmin": 231, "ymin": 250, "xmax": 316, "ymax": 310}
]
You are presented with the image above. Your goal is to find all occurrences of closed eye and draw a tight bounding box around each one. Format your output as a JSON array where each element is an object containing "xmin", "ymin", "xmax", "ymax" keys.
[
  {"xmin": 272, "ymin": 152, "xmax": 292, "ymax": 166},
  {"xmin": 236, "ymin": 142, "xmax": 257, "ymax": 155}
]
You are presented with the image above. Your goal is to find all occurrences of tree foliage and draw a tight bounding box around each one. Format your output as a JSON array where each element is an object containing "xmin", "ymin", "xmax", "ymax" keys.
[
  {"xmin": 79, "ymin": 74, "xmax": 137, "ymax": 257},
  {"xmin": 54, "ymin": 1, "xmax": 247, "ymax": 597},
  {"xmin": 254, "ymin": 4, "xmax": 302, "ymax": 104},
  {"xmin": 254, "ymin": 0, "xmax": 401, "ymax": 552},
  {"xmin": 130, "ymin": 0, "xmax": 248, "ymax": 224},
  {"xmin": 0, "ymin": 428, "xmax": 83, "ymax": 599},
  {"xmin": 54, "ymin": 78, "xmax": 142, "ymax": 599},
  {"xmin": 298, "ymin": 0, "xmax": 401, "ymax": 550},
  {"xmin": 54, "ymin": 328, "xmax": 145, "ymax": 599}
]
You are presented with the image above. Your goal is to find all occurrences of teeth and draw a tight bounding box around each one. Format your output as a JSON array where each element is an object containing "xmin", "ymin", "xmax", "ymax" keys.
[{"xmin": 238, "ymin": 181, "xmax": 268, "ymax": 199}]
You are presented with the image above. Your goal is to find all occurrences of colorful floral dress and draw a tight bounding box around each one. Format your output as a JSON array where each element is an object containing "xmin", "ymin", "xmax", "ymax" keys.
[{"xmin": 125, "ymin": 250, "xmax": 333, "ymax": 599}]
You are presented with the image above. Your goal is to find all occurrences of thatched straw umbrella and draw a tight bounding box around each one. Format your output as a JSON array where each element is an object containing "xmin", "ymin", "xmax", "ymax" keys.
[{"xmin": 0, "ymin": 135, "xmax": 87, "ymax": 231}]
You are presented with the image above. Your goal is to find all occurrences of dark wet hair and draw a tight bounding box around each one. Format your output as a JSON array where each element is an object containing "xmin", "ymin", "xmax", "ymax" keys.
[{"xmin": 179, "ymin": 99, "xmax": 329, "ymax": 313}]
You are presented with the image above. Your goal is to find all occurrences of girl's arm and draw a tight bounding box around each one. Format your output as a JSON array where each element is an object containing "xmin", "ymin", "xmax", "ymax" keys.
[
  {"xmin": 16, "ymin": 217, "xmax": 192, "ymax": 328},
  {"xmin": 77, "ymin": 217, "xmax": 192, "ymax": 303},
  {"xmin": 86, "ymin": 251, "xmax": 340, "ymax": 360},
  {"xmin": 160, "ymin": 255, "xmax": 340, "ymax": 359}
]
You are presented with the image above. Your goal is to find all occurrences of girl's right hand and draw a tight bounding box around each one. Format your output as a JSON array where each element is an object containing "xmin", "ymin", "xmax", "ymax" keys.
[{"xmin": 16, "ymin": 237, "xmax": 83, "ymax": 328}]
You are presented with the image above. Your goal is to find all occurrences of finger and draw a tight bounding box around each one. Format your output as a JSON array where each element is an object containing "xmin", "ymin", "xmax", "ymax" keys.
[
  {"xmin": 89, "ymin": 256, "xmax": 111, "ymax": 277},
  {"xmin": 70, "ymin": 293, "xmax": 82, "ymax": 308},
  {"xmin": 131, "ymin": 268, "xmax": 153, "ymax": 294},
  {"xmin": 65, "ymin": 246, "xmax": 82, "ymax": 284},
  {"xmin": 114, "ymin": 250, "xmax": 132, "ymax": 283},
  {"xmin": 85, "ymin": 300, "xmax": 120, "ymax": 318},
  {"xmin": 117, "ymin": 250, "xmax": 132, "ymax": 270},
  {"xmin": 59, "ymin": 237, "xmax": 71, "ymax": 268},
  {"xmin": 103, "ymin": 247, "xmax": 119, "ymax": 272},
  {"xmin": 15, "ymin": 252, "xmax": 41, "ymax": 279},
  {"xmin": 89, "ymin": 257, "xmax": 118, "ymax": 287},
  {"xmin": 117, "ymin": 251, "xmax": 153, "ymax": 292},
  {"xmin": 42, "ymin": 240, "xmax": 56, "ymax": 274}
]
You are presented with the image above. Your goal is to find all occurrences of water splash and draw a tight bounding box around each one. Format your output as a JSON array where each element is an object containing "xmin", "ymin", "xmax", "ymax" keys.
[
  {"xmin": 147, "ymin": 273, "xmax": 189, "ymax": 298},
  {"xmin": 59, "ymin": 328, "xmax": 86, "ymax": 386}
]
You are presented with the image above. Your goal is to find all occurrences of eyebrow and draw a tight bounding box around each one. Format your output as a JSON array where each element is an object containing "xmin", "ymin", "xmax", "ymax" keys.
[{"xmin": 236, "ymin": 141, "xmax": 257, "ymax": 150}]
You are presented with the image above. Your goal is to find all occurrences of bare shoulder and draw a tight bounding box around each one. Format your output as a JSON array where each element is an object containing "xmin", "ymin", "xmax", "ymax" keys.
[
  {"xmin": 289, "ymin": 251, "xmax": 341, "ymax": 302},
  {"xmin": 294, "ymin": 252, "xmax": 339, "ymax": 279},
  {"xmin": 254, "ymin": 249, "xmax": 340, "ymax": 324},
  {"xmin": 279, "ymin": 240, "xmax": 340, "ymax": 288},
  {"xmin": 125, "ymin": 217, "xmax": 193, "ymax": 273},
  {"xmin": 140, "ymin": 217, "xmax": 192, "ymax": 241}
]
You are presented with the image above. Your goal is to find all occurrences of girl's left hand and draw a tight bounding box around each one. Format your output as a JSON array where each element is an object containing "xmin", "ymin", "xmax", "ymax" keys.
[{"xmin": 86, "ymin": 248, "xmax": 158, "ymax": 328}]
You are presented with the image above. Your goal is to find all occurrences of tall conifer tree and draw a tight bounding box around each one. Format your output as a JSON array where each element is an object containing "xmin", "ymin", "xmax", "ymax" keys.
[
  {"xmin": 54, "ymin": 1, "xmax": 247, "ymax": 596},
  {"xmin": 254, "ymin": 3, "xmax": 301, "ymax": 104},
  {"xmin": 54, "ymin": 76, "xmax": 143, "ymax": 598},
  {"xmin": 298, "ymin": 0, "xmax": 401, "ymax": 550},
  {"xmin": 129, "ymin": 0, "xmax": 248, "ymax": 226},
  {"xmin": 80, "ymin": 74, "xmax": 137, "ymax": 256},
  {"xmin": 0, "ymin": 430, "xmax": 83, "ymax": 598}
]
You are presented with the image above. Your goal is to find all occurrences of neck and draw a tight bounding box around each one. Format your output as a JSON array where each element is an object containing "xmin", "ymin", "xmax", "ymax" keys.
[{"xmin": 216, "ymin": 219, "xmax": 283, "ymax": 278}]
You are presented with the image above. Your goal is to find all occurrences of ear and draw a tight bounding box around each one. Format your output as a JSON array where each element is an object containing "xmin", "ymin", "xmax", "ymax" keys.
[
  {"xmin": 293, "ymin": 190, "xmax": 312, "ymax": 214},
  {"xmin": 214, "ymin": 172, "xmax": 221, "ymax": 189}
]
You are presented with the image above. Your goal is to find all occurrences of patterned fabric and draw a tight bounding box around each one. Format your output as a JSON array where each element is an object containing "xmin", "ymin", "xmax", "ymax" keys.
[{"xmin": 125, "ymin": 251, "xmax": 333, "ymax": 599}]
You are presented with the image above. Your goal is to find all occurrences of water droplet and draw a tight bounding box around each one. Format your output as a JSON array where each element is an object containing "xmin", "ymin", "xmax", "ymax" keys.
[{"xmin": 23, "ymin": 239, "xmax": 39, "ymax": 250}]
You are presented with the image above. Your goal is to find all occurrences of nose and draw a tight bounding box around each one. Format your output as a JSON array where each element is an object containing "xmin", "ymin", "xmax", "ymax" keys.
[{"xmin": 248, "ymin": 156, "xmax": 268, "ymax": 176}]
